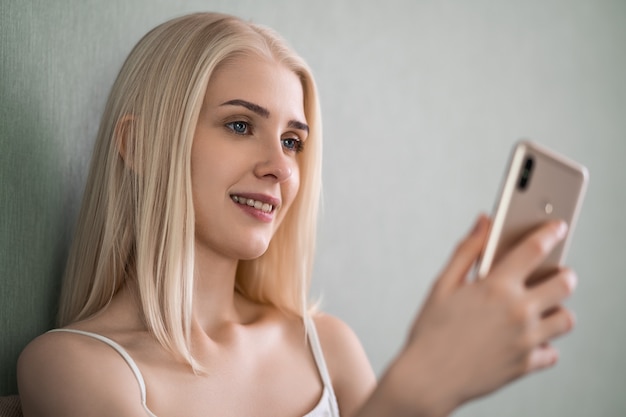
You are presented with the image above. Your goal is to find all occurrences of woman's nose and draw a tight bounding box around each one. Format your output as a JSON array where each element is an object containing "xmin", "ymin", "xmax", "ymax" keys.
[{"xmin": 253, "ymin": 141, "xmax": 293, "ymax": 182}]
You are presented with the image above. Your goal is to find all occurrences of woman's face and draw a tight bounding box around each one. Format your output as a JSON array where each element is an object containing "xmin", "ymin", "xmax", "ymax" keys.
[{"xmin": 191, "ymin": 54, "xmax": 308, "ymax": 261}]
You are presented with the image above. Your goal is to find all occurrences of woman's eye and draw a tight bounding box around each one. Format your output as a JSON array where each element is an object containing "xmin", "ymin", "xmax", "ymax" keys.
[
  {"xmin": 226, "ymin": 121, "xmax": 250, "ymax": 135},
  {"xmin": 282, "ymin": 137, "xmax": 304, "ymax": 153}
]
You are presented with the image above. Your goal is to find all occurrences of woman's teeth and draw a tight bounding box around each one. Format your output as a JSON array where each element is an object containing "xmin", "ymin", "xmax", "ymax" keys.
[{"xmin": 231, "ymin": 195, "xmax": 274, "ymax": 213}]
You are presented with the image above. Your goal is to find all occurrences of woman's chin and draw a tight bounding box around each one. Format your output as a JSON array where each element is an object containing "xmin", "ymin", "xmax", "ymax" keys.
[
  {"xmin": 194, "ymin": 234, "xmax": 271, "ymax": 262},
  {"xmin": 225, "ymin": 234, "xmax": 272, "ymax": 261},
  {"xmin": 237, "ymin": 242, "xmax": 271, "ymax": 261}
]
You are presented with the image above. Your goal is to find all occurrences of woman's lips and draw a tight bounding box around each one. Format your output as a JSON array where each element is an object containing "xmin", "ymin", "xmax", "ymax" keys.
[{"xmin": 230, "ymin": 193, "xmax": 281, "ymax": 222}]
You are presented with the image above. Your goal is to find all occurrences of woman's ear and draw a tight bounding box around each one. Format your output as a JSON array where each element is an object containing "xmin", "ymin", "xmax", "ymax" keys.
[{"xmin": 114, "ymin": 114, "xmax": 136, "ymax": 169}]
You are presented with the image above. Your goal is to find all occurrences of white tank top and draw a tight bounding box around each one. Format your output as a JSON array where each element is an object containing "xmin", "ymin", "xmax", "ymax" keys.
[{"xmin": 49, "ymin": 315, "xmax": 340, "ymax": 417}]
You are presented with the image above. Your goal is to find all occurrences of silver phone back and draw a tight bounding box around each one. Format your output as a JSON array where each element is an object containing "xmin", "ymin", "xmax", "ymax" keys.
[{"xmin": 477, "ymin": 140, "xmax": 589, "ymax": 281}]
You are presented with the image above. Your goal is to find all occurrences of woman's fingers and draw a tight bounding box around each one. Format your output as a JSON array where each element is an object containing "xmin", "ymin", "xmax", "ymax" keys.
[
  {"xmin": 516, "ymin": 270, "xmax": 576, "ymax": 374},
  {"xmin": 530, "ymin": 268, "xmax": 577, "ymax": 315},
  {"xmin": 525, "ymin": 344, "xmax": 560, "ymax": 373},
  {"xmin": 490, "ymin": 221, "xmax": 568, "ymax": 286},
  {"xmin": 433, "ymin": 215, "xmax": 490, "ymax": 297},
  {"xmin": 537, "ymin": 305, "xmax": 576, "ymax": 344}
]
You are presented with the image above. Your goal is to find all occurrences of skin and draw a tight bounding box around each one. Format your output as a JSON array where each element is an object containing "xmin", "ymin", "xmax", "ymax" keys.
[
  {"xmin": 355, "ymin": 216, "xmax": 576, "ymax": 417},
  {"xmin": 17, "ymin": 54, "xmax": 577, "ymax": 417}
]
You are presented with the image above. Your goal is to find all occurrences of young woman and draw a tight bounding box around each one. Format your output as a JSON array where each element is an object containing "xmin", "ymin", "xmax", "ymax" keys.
[{"xmin": 17, "ymin": 12, "xmax": 577, "ymax": 417}]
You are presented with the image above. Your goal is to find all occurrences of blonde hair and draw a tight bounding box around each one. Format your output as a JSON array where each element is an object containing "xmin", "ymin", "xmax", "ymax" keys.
[{"xmin": 58, "ymin": 12, "xmax": 322, "ymax": 368}]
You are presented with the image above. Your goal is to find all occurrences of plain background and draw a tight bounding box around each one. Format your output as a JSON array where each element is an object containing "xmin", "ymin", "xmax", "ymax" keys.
[{"xmin": 1, "ymin": 1, "xmax": 624, "ymax": 415}]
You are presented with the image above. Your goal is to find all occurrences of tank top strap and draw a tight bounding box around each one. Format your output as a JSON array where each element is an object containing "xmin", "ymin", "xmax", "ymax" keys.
[
  {"xmin": 48, "ymin": 328, "xmax": 157, "ymax": 417},
  {"xmin": 304, "ymin": 315, "xmax": 340, "ymax": 416}
]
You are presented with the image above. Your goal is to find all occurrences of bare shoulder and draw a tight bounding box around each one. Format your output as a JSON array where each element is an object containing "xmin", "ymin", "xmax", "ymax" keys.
[
  {"xmin": 18, "ymin": 330, "xmax": 146, "ymax": 417},
  {"xmin": 311, "ymin": 313, "xmax": 376, "ymax": 416},
  {"xmin": 311, "ymin": 313, "xmax": 367, "ymax": 362}
]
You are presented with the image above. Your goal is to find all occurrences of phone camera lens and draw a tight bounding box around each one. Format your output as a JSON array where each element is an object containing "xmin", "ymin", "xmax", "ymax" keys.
[{"xmin": 518, "ymin": 156, "xmax": 534, "ymax": 190}]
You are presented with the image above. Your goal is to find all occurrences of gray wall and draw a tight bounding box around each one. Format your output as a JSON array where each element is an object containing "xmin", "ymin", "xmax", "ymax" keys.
[{"xmin": 1, "ymin": 1, "xmax": 624, "ymax": 415}]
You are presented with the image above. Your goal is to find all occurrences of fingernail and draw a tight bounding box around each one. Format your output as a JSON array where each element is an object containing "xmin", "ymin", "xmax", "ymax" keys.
[
  {"xmin": 567, "ymin": 271, "xmax": 578, "ymax": 291},
  {"xmin": 555, "ymin": 221, "xmax": 568, "ymax": 239}
]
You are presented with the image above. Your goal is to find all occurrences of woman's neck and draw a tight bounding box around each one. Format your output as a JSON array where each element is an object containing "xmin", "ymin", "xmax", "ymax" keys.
[{"xmin": 191, "ymin": 244, "xmax": 250, "ymax": 336}]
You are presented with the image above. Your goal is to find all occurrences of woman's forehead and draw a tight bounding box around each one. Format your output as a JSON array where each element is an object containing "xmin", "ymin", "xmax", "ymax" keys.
[{"xmin": 204, "ymin": 55, "xmax": 305, "ymax": 118}]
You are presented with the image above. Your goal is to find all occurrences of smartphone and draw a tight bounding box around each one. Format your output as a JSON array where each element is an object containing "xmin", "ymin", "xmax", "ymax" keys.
[{"xmin": 476, "ymin": 140, "xmax": 589, "ymax": 282}]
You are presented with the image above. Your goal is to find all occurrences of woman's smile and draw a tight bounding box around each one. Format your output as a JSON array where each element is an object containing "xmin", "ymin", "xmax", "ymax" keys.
[{"xmin": 230, "ymin": 193, "xmax": 281, "ymax": 222}]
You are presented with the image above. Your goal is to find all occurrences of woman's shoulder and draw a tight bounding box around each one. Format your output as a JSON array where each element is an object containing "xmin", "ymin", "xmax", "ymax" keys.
[
  {"xmin": 17, "ymin": 328, "xmax": 147, "ymax": 417},
  {"xmin": 310, "ymin": 312, "xmax": 377, "ymax": 416},
  {"xmin": 309, "ymin": 312, "xmax": 374, "ymax": 376}
]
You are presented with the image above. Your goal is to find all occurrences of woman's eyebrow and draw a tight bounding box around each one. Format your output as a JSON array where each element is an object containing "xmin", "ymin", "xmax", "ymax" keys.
[
  {"xmin": 220, "ymin": 99, "xmax": 269, "ymax": 118},
  {"xmin": 221, "ymin": 99, "xmax": 309, "ymax": 133},
  {"xmin": 288, "ymin": 120, "xmax": 309, "ymax": 133}
]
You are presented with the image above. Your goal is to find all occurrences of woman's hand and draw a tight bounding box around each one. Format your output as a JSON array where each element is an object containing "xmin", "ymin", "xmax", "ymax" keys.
[{"xmin": 373, "ymin": 215, "xmax": 577, "ymax": 417}]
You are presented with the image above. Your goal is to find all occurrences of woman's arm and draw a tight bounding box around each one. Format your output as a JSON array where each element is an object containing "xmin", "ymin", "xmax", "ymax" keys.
[{"xmin": 313, "ymin": 314, "xmax": 377, "ymax": 417}]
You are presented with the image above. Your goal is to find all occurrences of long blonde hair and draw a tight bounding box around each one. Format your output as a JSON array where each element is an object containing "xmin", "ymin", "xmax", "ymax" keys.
[{"xmin": 58, "ymin": 12, "xmax": 322, "ymax": 367}]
